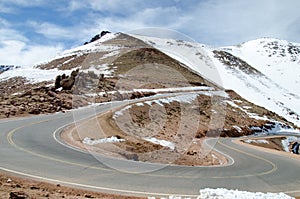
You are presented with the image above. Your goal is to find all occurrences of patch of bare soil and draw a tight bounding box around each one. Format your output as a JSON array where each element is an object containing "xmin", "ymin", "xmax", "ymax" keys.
[{"xmin": 0, "ymin": 172, "xmax": 144, "ymax": 199}]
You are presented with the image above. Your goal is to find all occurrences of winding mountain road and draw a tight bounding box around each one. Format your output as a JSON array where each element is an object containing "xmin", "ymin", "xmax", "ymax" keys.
[{"xmin": 1, "ymin": 102, "xmax": 300, "ymax": 198}]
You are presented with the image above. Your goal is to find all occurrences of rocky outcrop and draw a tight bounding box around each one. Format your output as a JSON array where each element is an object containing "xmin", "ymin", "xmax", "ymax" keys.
[
  {"xmin": 84, "ymin": 30, "xmax": 111, "ymax": 45},
  {"xmin": 0, "ymin": 86, "xmax": 89, "ymax": 118},
  {"xmin": 9, "ymin": 191, "xmax": 29, "ymax": 199},
  {"xmin": 54, "ymin": 69, "xmax": 79, "ymax": 91}
]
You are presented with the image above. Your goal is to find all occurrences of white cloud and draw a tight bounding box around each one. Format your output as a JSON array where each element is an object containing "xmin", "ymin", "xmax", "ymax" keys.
[
  {"xmin": 0, "ymin": 40, "xmax": 63, "ymax": 66},
  {"xmin": 1, "ymin": 0, "xmax": 299, "ymax": 68},
  {"xmin": 0, "ymin": 0, "xmax": 44, "ymax": 7},
  {"xmin": 65, "ymin": 0, "xmax": 143, "ymax": 13},
  {"xmin": 0, "ymin": 0, "xmax": 45, "ymax": 13},
  {"xmin": 61, "ymin": 5, "xmax": 191, "ymax": 39},
  {"xmin": 0, "ymin": 22, "xmax": 63, "ymax": 66},
  {"xmin": 180, "ymin": 0, "xmax": 300, "ymax": 45},
  {"xmin": 29, "ymin": 21, "xmax": 76, "ymax": 40},
  {"xmin": 61, "ymin": 0, "xmax": 300, "ymax": 46},
  {"xmin": 0, "ymin": 17, "xmax": 10, "ymax": 27},
  {"xmin": 0, "ymin": 28, "xmax": 28, "ymax": 42}
]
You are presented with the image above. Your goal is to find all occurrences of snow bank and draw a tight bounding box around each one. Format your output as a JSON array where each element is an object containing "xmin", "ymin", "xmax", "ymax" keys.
[
  {"xmin": 148, "ymin": 188, "xmax": 294, "ymax": 199},
  {"xmin": 81, "ymin": 64, "xmax": 113, "ymax": 76},
  {"xmin": 144, "ymin": 137, "xmax": 175, "ymax": 150},
  {"xmin": 132, "ymin": 86, "xmax": 214, "ymax": 93},
  {"xmin": 281, "ymin": 136, "xmax": 300, "ymax": 152},
  {"xmin": 198, "ymin": 188, "xmax": 294, "ymax": 199},
  {"xmin": 112, "ymin": 93, "xmax": 201, "ymax": 120},
  {"xmin": 112, "ymin": 105, "xmax": 132, "ymax": 119},
  {"xmin": 244, "ymin": 139, "xmax": 269, "ymax": 144},
  {"xmin": 264, "ymin": 122, "xmax": 300, "ymax": 135},
  {"xmin": 82, "ymin": 136, "xmax": 125, "ymax": 145}
]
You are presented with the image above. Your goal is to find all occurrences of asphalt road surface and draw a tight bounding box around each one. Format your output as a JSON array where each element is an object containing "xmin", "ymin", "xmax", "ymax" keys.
[{"xmin": 1, "ymin": 102, "xmax": 300, "ymax": 198}]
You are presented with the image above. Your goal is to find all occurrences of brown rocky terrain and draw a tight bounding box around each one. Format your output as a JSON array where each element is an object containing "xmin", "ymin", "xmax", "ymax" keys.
[
  {"xmin": 0, "ymin": 34, "xmax": 215, "ymax": 119},
  {"xmin": 0, "ymin": 172, "xmax": 144, "ymax": 199},
  {"xmin": 61, "ymin": 89, "xmax": 295, "ymax": 167},
  {"xmin": 1, "ymin": 32, "xmax": 299, "ymax": 198}
]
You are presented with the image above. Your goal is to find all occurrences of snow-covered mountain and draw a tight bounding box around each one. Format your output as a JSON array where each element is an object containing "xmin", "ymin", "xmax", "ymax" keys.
[
  {"xmin": 221, "ymin": 38, "xmax": 300, "ymax": 95},
  {"xmin": 131, "ymin": 35, "xmax": 300, "ymax": 126},
  {"xmin": 0, "ymin": 32, "xmax": 299, "ymax": 127}
]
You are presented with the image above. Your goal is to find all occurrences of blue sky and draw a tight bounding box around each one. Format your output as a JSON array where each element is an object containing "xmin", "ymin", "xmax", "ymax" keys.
[{"xmin": 1, "ymin": 0, "xmax": 300, "ymax": 66}]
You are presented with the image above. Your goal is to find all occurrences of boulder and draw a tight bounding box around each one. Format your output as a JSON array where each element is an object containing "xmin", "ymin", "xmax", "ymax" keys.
[{"xmin": 9, "ymin": 191, "xmax": 29, "ymax": 199}]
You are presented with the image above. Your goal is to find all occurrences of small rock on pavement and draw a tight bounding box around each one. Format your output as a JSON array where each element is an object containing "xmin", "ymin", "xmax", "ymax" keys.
[{"xmin": 84, "ymin": 193, "xmax": 94, "ymax": 198}]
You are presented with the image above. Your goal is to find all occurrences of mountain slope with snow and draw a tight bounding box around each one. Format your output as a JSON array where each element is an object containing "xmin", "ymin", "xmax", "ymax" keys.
[
  {"xmin": 131, "ymin": 34, "xmax": 300, "ymax": 127},
  {"xmin": 221, "ymin": 38, "xmax": 300, "ymax": 95},
  {"xmin": 0, "ymin": 31, "xmax": 299, "ymax": 127}
]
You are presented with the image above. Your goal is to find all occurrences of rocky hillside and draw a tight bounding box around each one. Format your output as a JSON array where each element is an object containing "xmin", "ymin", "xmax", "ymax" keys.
[
  {"xmin": 132, "ymin": 34, "xmax": 300, "ymax": 127},
  {"xmin": 0, "ymin": 32, "xmax": 217, "ymax": 119},
  {"xmin": 0, "ymin": 31, "xmax": 298, "ymax": 138}
]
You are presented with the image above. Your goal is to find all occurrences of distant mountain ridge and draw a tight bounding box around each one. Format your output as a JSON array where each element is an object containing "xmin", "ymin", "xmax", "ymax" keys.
[{"xmin": 0, "ymin": 65, "xmax": 20, "ymax": 72}]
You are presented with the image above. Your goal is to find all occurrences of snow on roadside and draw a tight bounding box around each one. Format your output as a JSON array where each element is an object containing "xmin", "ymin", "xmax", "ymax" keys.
[
  {"xmin": 247, "ymin": 121, "xmax": 299, "ymax": 136},
  {"xmin": 148, "ymin": 188, "xmax": 294, "ymax": 199},
  {"xmin": 143, "ymin": 91, "xmax": 226, "ymax": 107},
  {"xmin": 198, "ymin": 188, "xmax": 294, "ymax": 199},
  {"xmin": 112, "ymin": 91, "xmax": 220, "ymax": 120},
  {"xmin": 82, "ymin": 136, "xmax": 125, "ymax": 145},
  {"xmin": 132, "ymin": 86, "xmax": 214, "ymax": 93},
  {"xmin": 146, "ymin": 93, "xmax": 199, "ymax": 106},
  {"xmin": 281, "ymin": 136, "xmax": 300, "ymax": 152},
  {"xmin": 144, "ymin": 137, "xmax": 175, "ymax": 150},
  {"xmin": 112, "ymin": 105, "xmax": 132, "ymax": 119},
  {"xmin": 244, "ymin": 139, "xmax": 269, "ymax": 144},
  {"xmin": 264, "ymin": 122, "xmax": 300, "ymax": 135}
]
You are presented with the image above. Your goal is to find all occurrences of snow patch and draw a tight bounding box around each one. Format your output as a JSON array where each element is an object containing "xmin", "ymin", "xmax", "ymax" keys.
[
  {"xmin": 233, "ymin": 126, "xmax": 242, "ymax": 133},
  {"xmin": 281, "ymin": 136, "xmax": 300, "ymax": 152},
  {"xmin": 0, "ymin": 67, "xmax": 73, "ymax": 83},
  {"xmin": 226, "ymin": 100, "xmax": 267, "ymax": 120},
  {"xmin": 144, "ymin": 137, "xmax": 175, "ymax": 150},
  {"xmin": 244, "ymin": 139, "xmax": 269, "ymax": 144},
  {"xmin": 81, "ymin": 64, "xmax": 113, "ymax": 76},
  {"xmin": 82, "ymin": 136, "xmax": 125, "ymax": 145},
  {"xmin": 132, "ymin": 86, "xmax": 214, "ymax": 93},
  {"xmin": 264, "ymin": 122, "xmax": 300, "ymax": 135},
  {"xmin": 112, "ymin": 105, "xmax": 132, "ymax": 119},
  {"xmin": 56, "ymin": 33, "xmax": 120, "ymax": 58},
  {"xmin": 198, "ymin": 188, "xmax": 294, "ymax": 199}
]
